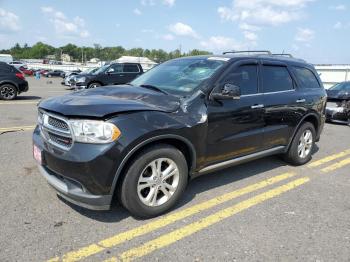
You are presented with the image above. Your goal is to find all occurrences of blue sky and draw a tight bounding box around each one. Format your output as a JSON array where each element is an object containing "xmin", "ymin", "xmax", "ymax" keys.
[{"xmin": 0, "ymin": 0, "xmax": 349, "ymax": 63}]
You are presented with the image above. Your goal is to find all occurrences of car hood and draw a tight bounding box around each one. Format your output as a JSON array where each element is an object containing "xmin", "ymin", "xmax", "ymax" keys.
[
  {"xmin": 39, "ymin": 85, "xmax": 180, "ymax": 118},
  {"xmin": 326, "ymin": 89, "xmax": 350, "ymax": 100}
]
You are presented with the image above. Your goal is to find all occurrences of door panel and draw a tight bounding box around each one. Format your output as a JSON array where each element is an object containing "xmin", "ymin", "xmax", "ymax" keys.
[
  {"xmin": 206, "ymin": 61, "xmax": 264, "ymax": 166},
  {"xmin": 206, "ymin": 96, "xmax": 265, "ymax": 165},
  {"xmin": 260, "ymin": 62, "xmax": 304, "ymax": 149}
]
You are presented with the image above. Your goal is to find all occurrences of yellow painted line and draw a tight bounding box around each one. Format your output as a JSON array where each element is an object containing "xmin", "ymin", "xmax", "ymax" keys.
[
  {"xmin": 321, "ymin": 158, "xmax": 350, "ymax": 173},
  {"xmin": 109, "ymin": 177, "xmax": 310, "ymax": 262},
  {"xmin": 48, "ymin": 172, "xmax": 297, "ymax": 262},
  {"xmin": 308, "ymin": 149, "xmax": 350, "ymax": 168},
  {"xmin": 0, "ymin": 125, "xmax": 36, "ymax": 132},
  {"xmin": 0, "ymin": 101, "xmax": 39, "ymax": 105}
]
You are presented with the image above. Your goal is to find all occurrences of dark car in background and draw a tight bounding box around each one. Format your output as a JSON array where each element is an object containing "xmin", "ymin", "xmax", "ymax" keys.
[
  {"xmin": 326, "ymin": 81, "xmax": 350, "ymax": 124},
  {"xmin": 73, "ymin": 63, "xmax": 143, "ymax": 89},
  {"xmin": 0, "ymin": 62, "xmax": 28, "ymax": 100},
  {"xmin": 33, "ymin": 52, "xmax": 326, "ymax": 218},
  {"xmin": 43, "ymin": 70, "xmax": 65, "ymax": 78}
]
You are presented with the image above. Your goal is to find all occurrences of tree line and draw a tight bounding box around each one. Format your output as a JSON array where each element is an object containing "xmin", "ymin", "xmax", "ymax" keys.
[{"xmin": 0, "ymin": 42, "xmax": 212, "ymax": 63}]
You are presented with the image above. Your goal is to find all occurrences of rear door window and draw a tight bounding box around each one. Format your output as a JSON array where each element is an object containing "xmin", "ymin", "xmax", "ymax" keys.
[
  {"xmin": 293, "ymin": 67, "xmax": 320, "ymax": 89},
  {"xmin": 109, "ymin": 64, "xmax": 123, "ymax": 73},
  {"xmin": 261, "ymin": 65, "xmax": 294, "ymax": 93},
  {"xmin": 222, "ymin": 65, "xmax": 258, "ymax": 95},
  {"xmin": 123, "ymin": 64, "xmax": 140, "ymax": 73}
]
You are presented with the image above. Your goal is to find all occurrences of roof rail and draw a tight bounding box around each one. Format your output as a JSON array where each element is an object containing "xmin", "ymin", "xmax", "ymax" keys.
[
  {"xmin": 272, "ymin": 53, "xmax": 294, "ymax": 58},
  {"xmin": 223, "ymin": 50, "xmax": 272, "ymax": 55}
]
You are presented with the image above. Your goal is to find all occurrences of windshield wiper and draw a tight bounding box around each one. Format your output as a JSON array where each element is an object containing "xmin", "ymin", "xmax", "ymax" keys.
[{"xmin": 139, "ymin": 84, "xmax": 168, "ymax": 95}]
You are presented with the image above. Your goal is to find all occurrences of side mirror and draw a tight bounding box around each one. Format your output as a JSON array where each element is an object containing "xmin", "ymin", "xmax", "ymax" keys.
[
  {"xmin": 211, "ymin": 83, "xmax": 241, "ymax": 100},
  {"xmin": 106, "ymin": 68, "xmax": 114, "ymax": 74}
]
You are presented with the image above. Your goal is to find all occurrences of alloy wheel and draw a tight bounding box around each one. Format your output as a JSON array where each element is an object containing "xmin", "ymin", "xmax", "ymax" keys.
[
  {"xmin": 137, "ymin": 158, "xmax": 180, "ymax": 207},
  {"xmin": 298, "ymin": 129, "xmax": 313, "ymax": 158},
  {"xmin": 0, "ymin": 86, "xmax": 16, "ymax": 100}
]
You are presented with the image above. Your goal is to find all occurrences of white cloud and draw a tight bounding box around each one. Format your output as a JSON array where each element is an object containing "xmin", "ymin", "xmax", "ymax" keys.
[
  {"xmin": 295, "ymin": 28, "xmax": 314, "ymax": 42},
  {"xmin": 169, "ymin": 22, "xmax": 199, "ymax": 38},
  {"xmin": 329, "ymin": 4, "xmax": 346, "ymax": 11},
  {"xmin": 200, "ymin": 36, "xmax": 245, "ymax": 51},
  {"xmin": 218, "ymin": 0, "xmax": 313, "ymax": 26},
  {"xmin": 141, "ymin": 0, "xmax": 156, "ymax": 6},
  {"xmin": 0, "ymin": 8, "xmax": 20, "ymax": 33},
  {"xmin": 239, "ymin": 23, "xmax": 261, "ymax": 31},
  {"xmin": 41, "ymin": 6, "xmax": 89, "ymax": 38},
  {"xmin": 163, "ymin": 0, "xmax": 175, "ymax": 7},
  {"xmin": 162, "ymin": 33, "xmax": 174, "ymax": 40},
  {"xmin": 141, "ymin": 29, "xmax": 155, "ymax": 33},
  {"xmin": 133, "ymin": 8, "xmax": 142, "ymax": 15},
  {"xmin": 333, "ymin": 21, "xmax": 350, "ymax": 30},
  {"xmin": 243, "ymin": 31, "xmax": 258, "ymax": 41},
  {"xmin": 141, "ymin": 0, "xmax": 175, "ymax": 7}
]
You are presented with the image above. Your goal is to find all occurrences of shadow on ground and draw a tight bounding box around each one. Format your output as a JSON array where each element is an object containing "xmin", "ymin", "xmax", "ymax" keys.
[{"xmin": 62, "ymin": 154, "xmax": 301, "ymax": 223}]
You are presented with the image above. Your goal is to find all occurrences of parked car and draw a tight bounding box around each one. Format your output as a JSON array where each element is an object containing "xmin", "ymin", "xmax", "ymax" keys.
[
  {"xmin": 43, "ymin": 70, "xmax": 65, "ymax": 78},
  {"xmin": 73, "ymin": 63, "xmax": 143, "ymax": 89},
  {"xmin": 0, "ymin": 62, "xmax": 28, "ymax": 100},
  {"xmin": 326, "ymin": 81, "xmax": 350, "ymax": 124},
  {"xmin": 33, "ymin": 52, "xmax": 326, "ymax": 218},
  {"xmin": 8, "ymin": 61, "xmax": 27, "ymax": 70},
  {"xmin": 63, "ymin": 70, "xmax": 82, "ymax": 78},
  {"xmin": 19, "ymin": 66, "xmax": 34, "ymax": 76}
]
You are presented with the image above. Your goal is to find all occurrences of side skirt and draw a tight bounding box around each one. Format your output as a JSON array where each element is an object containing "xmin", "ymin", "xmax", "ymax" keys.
[{"xmin": 195, "ymin": 146, "xmax": 285, "ymax": 176}]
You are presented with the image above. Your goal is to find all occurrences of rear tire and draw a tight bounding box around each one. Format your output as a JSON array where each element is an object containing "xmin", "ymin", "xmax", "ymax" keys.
[
  {"xmin": 88, "ymin": 82, "xmax": 101, "ymax": 89},
  {"xmin": 119, "ymin": 144, "xmax": 188, "ymax": 218},
  {"xmin": 0, "ymin": 84, "xmax": 17, "ymax": 100},
  {"xmin": 283, "ymin": 122, "xmax": 315, "ymax": 166}
]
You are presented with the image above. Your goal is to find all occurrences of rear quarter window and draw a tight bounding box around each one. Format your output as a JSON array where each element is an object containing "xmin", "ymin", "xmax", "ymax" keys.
[
  {"xmin": 123, "ymin": 64, "xmax": 140, "ymax": 73},
  {"xmin": 293, "ymin": 67, "xmax": 320, "ymax": 89},
  {"xmin": 261, "ymin": 65, "xmax": 294, "ymax": 93}
]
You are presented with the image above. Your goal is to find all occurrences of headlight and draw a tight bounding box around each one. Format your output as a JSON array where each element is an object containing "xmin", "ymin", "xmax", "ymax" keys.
[
  {"xmin": 69, "ymin": 120, "xmax": 121, "ymax": 144},
  {"xmin": 76, "ymin": 76, "xmax": 86, "ymax": 83}
]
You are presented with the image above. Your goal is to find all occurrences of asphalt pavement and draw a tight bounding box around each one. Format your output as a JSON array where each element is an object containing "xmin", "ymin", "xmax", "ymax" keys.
[{"xmin": 0, "ymin": 77, "xmax": 349, "ymax": 262}]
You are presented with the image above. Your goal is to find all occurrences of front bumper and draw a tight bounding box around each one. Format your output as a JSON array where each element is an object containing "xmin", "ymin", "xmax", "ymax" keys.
[
  {"xmin": 33, "ymin": 125, "xmax": 124, "ymax": 210},
  {"xmin": 38, "ymin": 165, "xmax": 112, "ymax": 210},
  {"xmin": 326, "ymin": 107, "xmax": 349, "ymax": 124}
]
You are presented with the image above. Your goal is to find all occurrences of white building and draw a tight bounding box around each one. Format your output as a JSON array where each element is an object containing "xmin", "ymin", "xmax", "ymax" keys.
[
  {"xmin": 315, "ymin": 65, "xmax": 350, "ymax": 89},
  {"xmin": 114, "ymin": 56, "xmax": 157, "ymax": 71}
]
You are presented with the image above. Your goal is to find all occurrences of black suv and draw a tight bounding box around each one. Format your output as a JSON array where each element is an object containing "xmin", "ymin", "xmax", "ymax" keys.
[
  {"xmin": 73, "ymin": 62, "xmax": 143, "ymax": 89},
  {"xmin": 33, "ymin": 52, "xmax": 326, "ymax": 218},
  {"xmin": 0, "ymin": 62, "xmax": 28, "ymax": 100}
]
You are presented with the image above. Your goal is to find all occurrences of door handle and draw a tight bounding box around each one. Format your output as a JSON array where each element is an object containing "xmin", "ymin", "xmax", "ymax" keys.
[
  {"xmin": 119, "ymin": 74, "xmax": 124, "ymax": 77},
  {"xmin": 296, "ymin": 99, "xmax": 306, "ymax": 103},
  {"xmin": 251, "ymin": 104, "xmax": 264, "ymax": 109}
]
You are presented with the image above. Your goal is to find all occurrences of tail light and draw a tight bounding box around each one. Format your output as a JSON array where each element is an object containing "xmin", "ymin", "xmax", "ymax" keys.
[{"xmin": 15, "ymin": 72, "xmax": 25, "ymax": 80}]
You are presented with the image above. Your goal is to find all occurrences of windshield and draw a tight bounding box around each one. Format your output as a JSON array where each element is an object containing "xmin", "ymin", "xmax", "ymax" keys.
[
  {"xmin": 83, "ymin": 67, "xmax": 97, "ymax": 74},
  {"xmin": 93, "ymin": 65, "xmax": 109, "ymax": 75},
  {"xmin": 330, "ymin": 82, "xmax": 350, "ymax": 91},
  {"xmin": 131, "ymin": 57, "xmax": 227, "ymax": 95}
]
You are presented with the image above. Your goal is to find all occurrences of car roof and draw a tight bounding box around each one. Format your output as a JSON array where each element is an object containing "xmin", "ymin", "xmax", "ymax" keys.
[{"xmin": 175, "ymin": 54, "xmax": 311, "ymax": 67}]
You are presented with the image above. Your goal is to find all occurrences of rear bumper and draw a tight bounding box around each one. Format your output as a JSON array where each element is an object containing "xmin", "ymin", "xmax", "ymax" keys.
[
  {"xmin": 18, "ymin": 80, "xmax": 29, "ymax": 93},
  {"xmin": 38, "ymin": 165, "xmax": 112, "ymax": 210}
]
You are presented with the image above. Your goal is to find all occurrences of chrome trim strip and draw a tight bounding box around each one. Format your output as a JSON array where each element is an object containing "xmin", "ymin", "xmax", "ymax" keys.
[{"xmin": 198, "ymin": 146, "xmax": 285, "ymax": 174}]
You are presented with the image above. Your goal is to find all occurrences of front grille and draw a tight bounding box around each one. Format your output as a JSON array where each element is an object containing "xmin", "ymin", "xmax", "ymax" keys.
[
  {"xmin": 39, "ymin": 110, "xmax": 73, "ymax": 150},
  {"xmin": 48, "ymin": 132, "xmax": 73, "ymax": 147},
  {"xmin": 48, "ymin": 116, "xmax": 69, "ymax": 131}
]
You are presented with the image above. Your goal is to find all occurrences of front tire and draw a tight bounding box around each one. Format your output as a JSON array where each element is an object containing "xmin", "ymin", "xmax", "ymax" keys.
[
  {"xmin": 0, "ymin": 84, "xmax": 17, "ymax": 100},
  {"xmin": 284, "ymin": 122, "xmax": 315, "ymax": 166},
  {"xmin": 119, "ymin": 144, "xmax": 188, "ymax": 218}
]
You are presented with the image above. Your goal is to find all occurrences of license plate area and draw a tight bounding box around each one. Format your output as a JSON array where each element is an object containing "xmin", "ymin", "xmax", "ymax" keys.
[{"xmin": 33, "ymin": 144, "xmax": 42, "ymax": 165}]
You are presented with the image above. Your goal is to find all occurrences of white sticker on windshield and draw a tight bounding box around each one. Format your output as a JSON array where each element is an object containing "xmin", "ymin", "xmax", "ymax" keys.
[{"xmin": 207, "ymin": 57, "xmax": 230, "ymax": 62}]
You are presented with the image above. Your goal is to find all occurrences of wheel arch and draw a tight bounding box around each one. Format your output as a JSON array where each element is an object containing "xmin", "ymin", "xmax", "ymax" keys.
[
  {"xmin": 0, "ymin": 81, "xmax": 19, "ymax": 90},
  {"xmin": 110, "ymin": 134, "xmax": 197, "ymax": 196},
  {"xmin": 87, "ymin": 80, "xmax": 103, "ymax": 87},
  {"xmin": 286, "ymin": 112, "xmax": 320, "ymax": 151}
]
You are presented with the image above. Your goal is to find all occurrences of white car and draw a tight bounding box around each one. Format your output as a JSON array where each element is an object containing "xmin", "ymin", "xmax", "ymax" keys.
[{"xmin": 8, "ymin": 61, "xmax": 27, "ymax": 69}]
